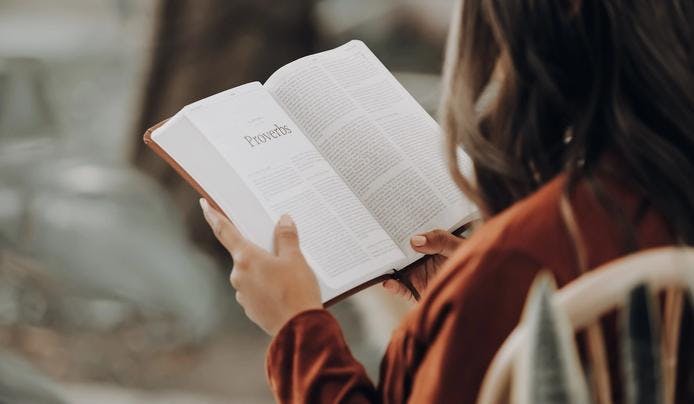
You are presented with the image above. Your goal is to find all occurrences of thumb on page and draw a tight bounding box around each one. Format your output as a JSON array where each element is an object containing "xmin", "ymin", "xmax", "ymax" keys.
[
  {"xmin": 274, "ymin": 214, "xmax": 300, "ymax": 256},
  {"xmin": 410, "ymin": 229, "xmax": 462, "ymax": 258}
]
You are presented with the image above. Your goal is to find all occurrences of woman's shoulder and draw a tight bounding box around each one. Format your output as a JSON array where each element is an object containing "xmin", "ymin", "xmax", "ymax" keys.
[
  {"xmin": 406, "ymin": 169, "xmax": 672, "ymax": 342},
  {"xmin": 441, "ymin": 173, "xmax": 574, "ymax": 285},
  {"xmin": 407, "ymin": 174, "xmax": 577, "ymax": 340}
]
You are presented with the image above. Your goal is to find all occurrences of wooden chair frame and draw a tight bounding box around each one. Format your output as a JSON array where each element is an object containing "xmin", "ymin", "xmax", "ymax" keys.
[{"xmin": 477, "ymin": 247, "xmax": 694, "ymax": 404}]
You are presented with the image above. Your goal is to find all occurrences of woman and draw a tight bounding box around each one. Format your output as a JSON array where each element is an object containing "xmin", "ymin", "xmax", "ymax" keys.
[{"xmin": 199, "ymin": 0, "xmax": 693, "ymax": 402}]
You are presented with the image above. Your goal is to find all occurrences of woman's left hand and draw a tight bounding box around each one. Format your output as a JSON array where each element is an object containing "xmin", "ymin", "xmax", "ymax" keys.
[{"xmin": 199, "ymin": 198, "xmax": 322, "ymax": 336}]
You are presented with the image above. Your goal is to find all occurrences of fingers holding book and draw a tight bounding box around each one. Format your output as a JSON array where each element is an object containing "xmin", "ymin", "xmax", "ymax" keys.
[
  {"xmin": 199, "ymin": 198, "xmax": 322, "ymax": 335},
  {"xmin": 199, "ymin": 198, "xmax": 249, "ymax": 257},
  {"xmin": 410, "ymin": 229, "xmax": 462, "ymax": 257},
  {"xmin": 383, "ymin": 229, "xmax": 465, "ymax": 299}
]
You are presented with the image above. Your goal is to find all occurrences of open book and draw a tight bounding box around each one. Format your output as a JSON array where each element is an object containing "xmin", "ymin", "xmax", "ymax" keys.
[{"xmin": 144, "ymin": 40, "xmax": 478, "ymax": 305}]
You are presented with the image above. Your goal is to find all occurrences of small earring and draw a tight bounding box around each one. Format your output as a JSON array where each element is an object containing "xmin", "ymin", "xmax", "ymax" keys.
[
  {"xmin": 563, "ymin": 127, "xmax": 574, "ymax": 145},
  {"xmin": 529, "ymin": 159, "xmax": 542, "ymax": 184}
]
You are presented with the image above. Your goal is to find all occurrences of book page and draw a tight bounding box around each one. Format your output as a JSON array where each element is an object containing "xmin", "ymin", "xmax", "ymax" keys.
[
  {"xmin": 265, "ymin": 41, "xmax": 477, "ymax": 256},
  {"xmin": 176, "ymin": 83, "xmax": 404, "ymax": 289}
]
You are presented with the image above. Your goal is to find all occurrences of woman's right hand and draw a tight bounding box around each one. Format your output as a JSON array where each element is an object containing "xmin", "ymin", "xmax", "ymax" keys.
[{"xmin": 382, "ymin": 229, "xmax": 464, "ymax": 299}]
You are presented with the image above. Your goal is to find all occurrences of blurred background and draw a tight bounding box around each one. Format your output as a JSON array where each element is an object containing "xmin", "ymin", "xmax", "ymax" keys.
[{"xmin": 0, "ymin": 0, "xmax": 456, "ymax": 402}]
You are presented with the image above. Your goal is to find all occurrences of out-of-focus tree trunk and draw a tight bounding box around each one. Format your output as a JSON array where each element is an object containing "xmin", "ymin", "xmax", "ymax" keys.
[{"xmin": 132, "ymin": 0, "xmax": 317, "ymax": 258}]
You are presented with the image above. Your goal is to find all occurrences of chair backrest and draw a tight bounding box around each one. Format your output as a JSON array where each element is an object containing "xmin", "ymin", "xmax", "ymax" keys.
[{"xmin": 476, "ymin": 246, "xmax": 694, "ymax": 404}]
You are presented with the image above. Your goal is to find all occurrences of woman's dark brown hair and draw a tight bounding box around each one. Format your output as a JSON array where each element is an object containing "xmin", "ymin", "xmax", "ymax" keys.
[{"xmin": 441, "ymin": 0, "xmax": 694, "ymax": 243}]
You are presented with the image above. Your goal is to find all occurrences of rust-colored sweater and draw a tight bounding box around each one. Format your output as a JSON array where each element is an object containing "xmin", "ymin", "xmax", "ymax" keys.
[{"xmin": 266, "ymin": 174, "xmax": 676, "ymax": 403}]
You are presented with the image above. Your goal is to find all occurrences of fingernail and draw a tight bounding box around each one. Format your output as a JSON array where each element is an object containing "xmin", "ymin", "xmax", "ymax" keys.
[
  {"xmin": 278, "ymin": 214, "xmax": 294, "ymax": 227},
  {"xmin": 411, "ymin": 235, "xmax": 427, "ymax": 247},
  {"xmin": 199, "ymin": 198, "xmax": 218, "ymax": 226}
]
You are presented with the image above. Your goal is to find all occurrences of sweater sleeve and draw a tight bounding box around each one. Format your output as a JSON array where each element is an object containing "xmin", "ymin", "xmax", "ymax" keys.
[
  {"xmin": 402, "ymin": 251, "xmax": 542, "ymax": 403},
  {"xmin": 266, "ymin": 309, "xmax": 379, "ymax": 403},
  {"xmin": 265, "ymin": 250, "xmax": 543, "ymax": 404}
]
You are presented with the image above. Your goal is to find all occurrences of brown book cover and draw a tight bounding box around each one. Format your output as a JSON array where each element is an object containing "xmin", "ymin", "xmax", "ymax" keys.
[{"xmin": 143, "ymin": 121, "xmax": 463, "ymax": 306}]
